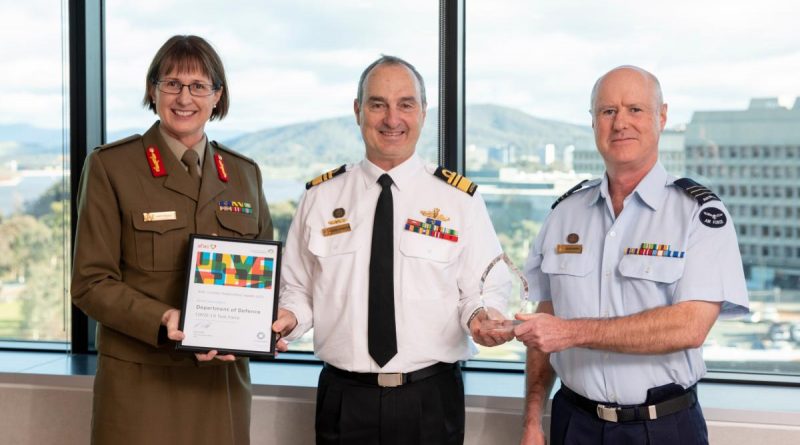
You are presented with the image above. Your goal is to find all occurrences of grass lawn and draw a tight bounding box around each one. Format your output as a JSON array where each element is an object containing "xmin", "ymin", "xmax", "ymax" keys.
[{"xmin": 0, "ymin": 299, "xmax": 24, "ymax": 338}]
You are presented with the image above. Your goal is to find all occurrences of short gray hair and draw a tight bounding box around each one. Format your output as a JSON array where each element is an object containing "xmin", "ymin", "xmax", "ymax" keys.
[
  {"xmin": 356, "ymin": 55, "xmax": 427, "ymax": 107},
  {"xmin": 590, "ymin": 65, "xmax": 663, "ymax": 113}
]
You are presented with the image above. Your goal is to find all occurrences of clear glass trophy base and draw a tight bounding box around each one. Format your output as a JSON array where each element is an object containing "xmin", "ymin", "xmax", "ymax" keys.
[{"xmin": 480, "ymin": 318, "xmax": 523, "ymax": 333}]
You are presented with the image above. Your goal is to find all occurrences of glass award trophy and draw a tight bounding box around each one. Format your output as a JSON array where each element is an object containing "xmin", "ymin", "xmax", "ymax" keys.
[{"xmin": 478, "ymin": 252, "xmax": 531, "ymax": 333}]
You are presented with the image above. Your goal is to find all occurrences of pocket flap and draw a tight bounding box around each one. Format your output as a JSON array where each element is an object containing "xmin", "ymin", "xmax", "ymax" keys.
[
  {"xmin": 618, "ymin": 255, "xmax": 685, "ymax": 283},
  {"xmin": 540, "ymin": 249, "xmax": 594, "ymax": 276},
  {"xmin": 215, "ymin": 209, "xmax": 259, "ymax": 236},
  {"xmin": 399, "ymin": 235, "xmax": 458, "ymax": 263},
  {"xmin": 308, "ymin": 225, "xmax": 361, "ymax": 257}
]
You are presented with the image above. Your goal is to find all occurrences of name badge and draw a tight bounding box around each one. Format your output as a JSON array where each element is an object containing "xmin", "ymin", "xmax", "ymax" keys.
[
  {"xmin": 556, "ymin": 244, "xmax": 583, "ymax": 254},
  {"xmin": 322, "ymin": 223, "xmax": 351, "ymax": 237},
  {"xmin": 143, "ymin": 211, "xmax": 177, "ymax": 222}
]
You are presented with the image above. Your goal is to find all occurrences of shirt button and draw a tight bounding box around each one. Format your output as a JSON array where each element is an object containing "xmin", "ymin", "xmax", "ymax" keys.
[
  {"xmin": 609, "ymin": 231, "xmax": 616, "ymax": 237},
  {"xmin": 645, "ymin": 266, "xmax": 652, "ymax": 274},
  {"xmin": 560, "ymin": 263, "xmax": 567, "ymax": 270},
  {"xmin": 604, "ymin": 270, "xmax": 611, "ymax": 277}
]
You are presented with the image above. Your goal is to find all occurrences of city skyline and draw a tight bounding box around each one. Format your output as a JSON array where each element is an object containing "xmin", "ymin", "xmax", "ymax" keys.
[{"xmin": 2, "ymin": 1, "xmax": 798, "ymax": 133}]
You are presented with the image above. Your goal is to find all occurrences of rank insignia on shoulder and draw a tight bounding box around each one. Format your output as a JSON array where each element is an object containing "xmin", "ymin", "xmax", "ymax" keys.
[
  {"xmin": 551, "ymin": 179, "xmax": 599, "ymax": 209},
  {"xmin": 306, "ymin": 165, "xmax": 346, "ymax": 189},
  {"xmin": 673, "ymin": 178, "xmax": 720, "ymax": 205},
  {"xmin": 433, "ymin": 167, "xmax": 477, "ymax": 196}
]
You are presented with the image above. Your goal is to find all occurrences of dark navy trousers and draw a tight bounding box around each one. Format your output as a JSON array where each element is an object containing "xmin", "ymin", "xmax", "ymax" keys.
[{"xmin": 550, "ymin": 384, "xmax": 709, "ymax": 445}]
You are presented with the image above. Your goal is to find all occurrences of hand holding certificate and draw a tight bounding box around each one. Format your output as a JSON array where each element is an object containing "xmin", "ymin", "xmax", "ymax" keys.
[{"xmin": 177, "ymin": 235, "xmax": 281, "ymax": 357}]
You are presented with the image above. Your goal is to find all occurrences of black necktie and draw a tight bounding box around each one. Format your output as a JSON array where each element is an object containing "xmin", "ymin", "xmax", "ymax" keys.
[
  {"xmin": 368, "ymin": 173, "xmax": 397, "ymax": 367},
  {"xmin": 181, "ymin": 149, "xmax": 201, "ymax": 190}
]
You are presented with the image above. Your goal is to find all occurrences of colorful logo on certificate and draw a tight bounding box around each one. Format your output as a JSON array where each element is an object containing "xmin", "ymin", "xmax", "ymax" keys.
[{"xmin": 194, "ymin": 252, "xmax": 274, "ymax": 289}]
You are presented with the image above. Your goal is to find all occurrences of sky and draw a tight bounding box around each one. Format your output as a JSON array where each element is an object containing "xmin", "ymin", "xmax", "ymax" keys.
[{"xmin": 1, "ymin": 0, "xmax": 799, "ymax": 134}]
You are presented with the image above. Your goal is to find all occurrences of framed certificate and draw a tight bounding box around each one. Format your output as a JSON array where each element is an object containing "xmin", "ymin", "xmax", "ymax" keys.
[{"xmin": 177, "ymin": 234, "xmax": 281, "ymax": 357}]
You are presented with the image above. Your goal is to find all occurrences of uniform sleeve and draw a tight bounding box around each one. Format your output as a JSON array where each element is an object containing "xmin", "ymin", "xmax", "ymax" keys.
[
  {"xmin": 277, "ymin": 191, "xmax": 315, "ymax": 340},
  {"xmin": 456, "ymin": 191, "xmax": 511, "ymax": 330},
  {"xmin": 524, "ymin": 215, "xmax": 552, "ymax": 303},
  {"xmin": 674, "ymin": 202, "xmax": 749, "ymax": 318},
  {"xmin": 255, "ymin": 164, "xmax": 274, "ymax": 241},
  {"xmin": 70, "ymin": 151, "xmax": 172, "ymax": 346}
]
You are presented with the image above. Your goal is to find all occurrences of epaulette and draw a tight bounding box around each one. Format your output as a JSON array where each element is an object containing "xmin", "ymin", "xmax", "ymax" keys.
[
  {"xmin": 211, "ymin": 140, "xmax": 255, "ymax": 164},
  {"xmin": 306, "ymin": 165, "xmax": 347, "ymax": 189},
  {"xmin": 95, "ymin": 134, "xmax": 141, "ymax": 151},
  {"xmin": 551, "ymin": 178, "xmax": 600, "ymax": 209},
  {"xmin": 433, "ymin": 167, "xmax": 477, "ymax": 196},
  {"xmin": 673, "ymin": 178, "xmax": 720, "ymax": 205}
]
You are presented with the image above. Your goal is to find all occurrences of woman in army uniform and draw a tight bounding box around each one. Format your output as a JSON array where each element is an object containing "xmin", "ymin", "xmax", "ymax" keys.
[{"xmin": 71, "ymin": 35, "xmax": 272, "ymax": 444}]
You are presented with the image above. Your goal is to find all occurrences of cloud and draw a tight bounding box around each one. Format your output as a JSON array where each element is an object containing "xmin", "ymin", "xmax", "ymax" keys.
[{"xmin": 2, "ymin": 0, "xmax": 798, "ymax": 131}]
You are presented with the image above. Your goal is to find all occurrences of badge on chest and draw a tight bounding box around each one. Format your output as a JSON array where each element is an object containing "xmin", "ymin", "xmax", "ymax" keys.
[
  {"xmin": 404, "ymin": 207, "xmax": 459, "ymax": 243},
  {"xmin": 322, "ymin": 207, "xmax": 351, "ymax": 237}
]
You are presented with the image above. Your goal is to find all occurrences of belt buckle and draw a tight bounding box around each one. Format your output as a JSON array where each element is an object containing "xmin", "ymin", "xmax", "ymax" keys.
[
  {"xmin": 377, "ymin": 373, "xmax": 403, "ymax": 387},
  {"xmin": 596, "ymin": 404, "xmax": 619, "ymax": 422}
]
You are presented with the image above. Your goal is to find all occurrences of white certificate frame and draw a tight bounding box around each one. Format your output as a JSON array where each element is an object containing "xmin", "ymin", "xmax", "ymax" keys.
[{"xmin": 177, "ymin": 234, "xmax": 281, "ymax": 357}]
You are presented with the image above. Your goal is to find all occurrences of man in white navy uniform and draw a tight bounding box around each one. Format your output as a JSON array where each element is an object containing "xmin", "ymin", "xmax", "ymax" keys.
[
  {"xmin": 272, "ymin": 55, "xmax": 512, "ymax": 445},
  {"xmin": 514, "ymin": 66, "xmax": 749, "ymax": 445}
]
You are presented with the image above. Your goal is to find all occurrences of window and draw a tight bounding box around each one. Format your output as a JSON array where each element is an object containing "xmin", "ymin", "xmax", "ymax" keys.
[
  {"xmin": 466, "ymin": 0, "xmax": 800, "ymax": 374},
  {"xmin": 105, "ymin": 0, "xmax": 439, "ymax": 353},
  {"xmin": 0, "ymin": 2, "xmax": 70, "ymax": 344}
]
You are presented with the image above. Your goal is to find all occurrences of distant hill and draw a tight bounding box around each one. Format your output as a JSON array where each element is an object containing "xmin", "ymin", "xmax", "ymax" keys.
[
  {"xmin": 465, "ymin": 104, "xmax": 593, "ymax": 152},
  {"xmin": 0, "ymin": 104, "xmax": 594, "ymax": 171},
  {"xmin": 224, "ymin": 104, "xmax": 594, "ymax": 171}
]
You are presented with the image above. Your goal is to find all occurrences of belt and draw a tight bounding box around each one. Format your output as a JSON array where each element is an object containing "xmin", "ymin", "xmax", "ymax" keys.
[
  {"xmin": 559, "ymin": 384, "xmax": 697, "ymax": 423},
  {"xmin": 323, "ymin": 362, "xmax": 456, "ymax": 388}
]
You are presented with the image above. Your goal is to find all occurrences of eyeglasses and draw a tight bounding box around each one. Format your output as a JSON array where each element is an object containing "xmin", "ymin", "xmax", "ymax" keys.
[{"xmin": 154, "ymin": 79, "xmax": 218, "ymax": 97}]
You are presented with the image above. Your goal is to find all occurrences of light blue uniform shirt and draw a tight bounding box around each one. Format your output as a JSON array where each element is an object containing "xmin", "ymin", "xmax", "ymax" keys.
[{"xmin": 524, "ymin": 162, "xmax": 749, "ymax": 405}]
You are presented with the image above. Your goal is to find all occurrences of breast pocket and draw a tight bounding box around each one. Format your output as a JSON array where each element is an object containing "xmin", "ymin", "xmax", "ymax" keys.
[
  {"xmin": 215, "ymin": 209, "xmax": 259, "ymax": 238},
  {"xmin": 540, "ymin": 250, "xmax": 596, "ymax": 317},
  {"xmin": 131, "ymin": 211, "xmax": 189, "ymax": 271},
  {"xmin": 307, "ymin": 227, "xmax": 363, "ymax": 298},
  {"xmin": 399, "ymin": 234, "xmax": 461, "ymax": 300},
  {"xmin": 399, "ymin": 234, "xmax": 461, "ymax": 334},
  {"xmin": 618, "ymin": 255, "xmax": 685, "ymax": 309}
]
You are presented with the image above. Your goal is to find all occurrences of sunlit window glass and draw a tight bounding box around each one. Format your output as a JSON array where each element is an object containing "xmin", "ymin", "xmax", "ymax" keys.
[{"xmin": 467, "ymin": 0, "xmax": 800, "ymax": 373}]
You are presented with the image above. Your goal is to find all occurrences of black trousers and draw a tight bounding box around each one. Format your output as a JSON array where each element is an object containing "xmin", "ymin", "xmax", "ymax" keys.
[
  {"xmin": 315, "ymin": 364, "xmax": 465, "ymax": 445},
  {"xmin": 550, "ymin": 384, "xmax": 709, "ymax": 445}
]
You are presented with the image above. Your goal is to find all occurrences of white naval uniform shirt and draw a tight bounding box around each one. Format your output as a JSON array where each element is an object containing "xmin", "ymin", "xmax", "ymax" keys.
[
  {"xmin": 280, "ymin": 154, "xmax": 511, "ymax": 373},
  {"xmin": 524, "ymin": 162, "xmax": 749, "ymax": 405}
]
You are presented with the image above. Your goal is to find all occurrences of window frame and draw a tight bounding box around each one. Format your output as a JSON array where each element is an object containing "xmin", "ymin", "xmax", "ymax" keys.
[{"xmin": 1, "ymin": 0, "xmax": 779, "ymax": 385}]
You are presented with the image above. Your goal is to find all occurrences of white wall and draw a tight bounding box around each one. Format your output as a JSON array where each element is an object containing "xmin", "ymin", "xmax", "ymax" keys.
[{"xmin": 1, "ymin": 373, "xmax": 799, "ymax": 444}]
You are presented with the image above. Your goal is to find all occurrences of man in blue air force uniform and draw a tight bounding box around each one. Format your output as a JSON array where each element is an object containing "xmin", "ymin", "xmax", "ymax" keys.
[
  {"xmin": 515, "ymin": 66, "xmax": 749, "ymax": 445},
  {"xmin": 272, "ymin": 55, "xmax": 512, "ymax": 445}
]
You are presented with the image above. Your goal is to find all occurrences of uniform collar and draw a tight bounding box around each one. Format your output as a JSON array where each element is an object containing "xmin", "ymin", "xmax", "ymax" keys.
[
  {"xmin": 595, "ymin": 162, "xmax": 669, "ymax": 211},
  {"xmin": 361, "ymin": 153, "xmax": 423, "ymax": 191},
  {"xmin": 158, "ymin": 124, "xmax": 207, "ymax": 174}
]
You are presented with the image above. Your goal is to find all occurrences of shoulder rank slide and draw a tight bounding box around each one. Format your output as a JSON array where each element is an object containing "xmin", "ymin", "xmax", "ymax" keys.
[
  {"xmin": 433, "ymin": 167, "xmax": 477, "ymax": 196},
  {"xmin": 673, "ymin": 178, "xmax": 720, "ymax": 205},
  {"xmin": 306, "ymin": 165, "xmax": 346, "ymax": 189},
  {"xmin": 551, "ymin": 179, "xmax": 592, "ymax": 209}
]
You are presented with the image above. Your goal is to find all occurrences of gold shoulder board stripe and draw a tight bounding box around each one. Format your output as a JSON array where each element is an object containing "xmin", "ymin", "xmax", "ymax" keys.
[
  {"xmin": 433, "ymin": 167, "xmax": 477, "ymax": 196},
  {"xmin": 306, "ymin": 164, "xmax": 347, "ymax": 189}
]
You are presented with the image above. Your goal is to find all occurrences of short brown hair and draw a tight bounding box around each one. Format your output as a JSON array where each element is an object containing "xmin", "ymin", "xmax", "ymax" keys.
[{"xmin": 142, "ymin": 35, "xmax": 229, "ymax": 120}]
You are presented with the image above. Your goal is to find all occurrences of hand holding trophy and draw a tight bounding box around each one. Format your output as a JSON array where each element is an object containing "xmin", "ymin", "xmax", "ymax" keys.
[{"xmin": 478, "ymin": 253, "xmax": 531, "ymax": 334}]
